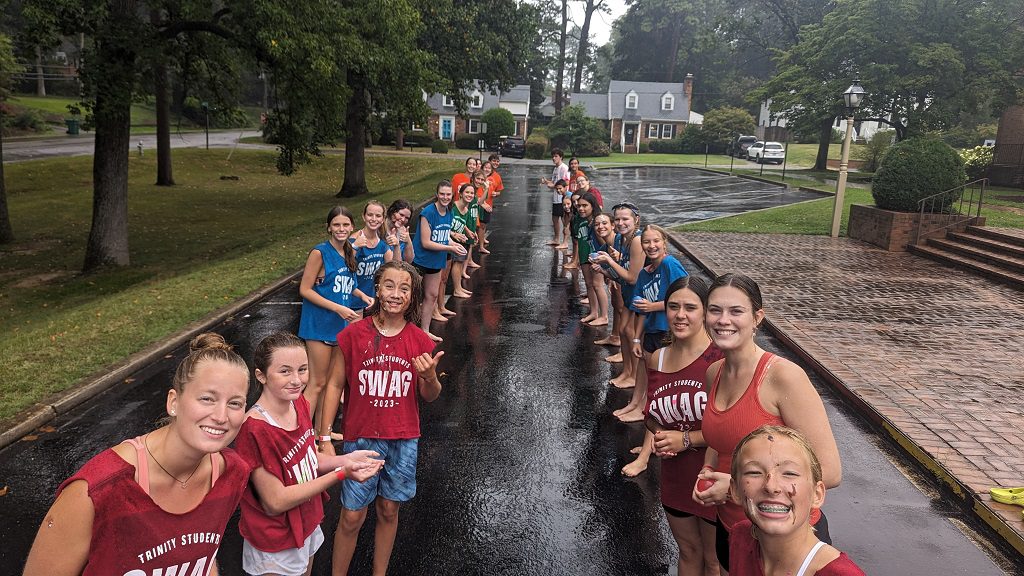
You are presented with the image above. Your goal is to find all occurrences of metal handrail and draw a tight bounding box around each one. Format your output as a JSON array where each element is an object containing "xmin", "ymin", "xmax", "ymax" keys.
[{"xmin": 913, "ymin": 178, "xmax": 987, "ymax": 245}]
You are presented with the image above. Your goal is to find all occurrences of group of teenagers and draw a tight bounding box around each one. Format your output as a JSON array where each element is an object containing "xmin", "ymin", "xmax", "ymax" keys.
[
  {"xmin": 19, "ymin": 147, "xmax": 867, "ymax": 576},
  {"xmin": 22, "ymin": 157, "xmax": 506, "ymax": 576},
  {"xmin": 543, "ymin": 148, "xmax": 865, "ymax": 576}
]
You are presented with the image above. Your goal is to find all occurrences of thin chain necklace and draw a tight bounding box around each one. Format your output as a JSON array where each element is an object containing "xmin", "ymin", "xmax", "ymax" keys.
[
  {"xmin": 374, "ymin": 315, "xmax": 402, "ymax": 337},
  {"xmin": 144, "ymin": 433, "xmax": 203, "ymax": 490}
]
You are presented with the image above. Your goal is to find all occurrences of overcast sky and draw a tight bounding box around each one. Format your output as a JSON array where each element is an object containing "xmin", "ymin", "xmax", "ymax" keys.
[{"xmin": 567, "ymin": 0, "xmax": 629, "ymax": 46}]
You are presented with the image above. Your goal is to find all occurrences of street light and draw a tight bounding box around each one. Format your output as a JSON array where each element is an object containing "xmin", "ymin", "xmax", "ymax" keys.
[{"xmin": 831, "ymin": 80, "xmax": 866, "ymax": 237}]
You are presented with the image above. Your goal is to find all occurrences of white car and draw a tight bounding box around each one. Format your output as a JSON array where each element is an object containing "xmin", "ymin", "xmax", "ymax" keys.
[{"xmin": 749, "ymin": 141, "xmax": 786, "ymax": 164}]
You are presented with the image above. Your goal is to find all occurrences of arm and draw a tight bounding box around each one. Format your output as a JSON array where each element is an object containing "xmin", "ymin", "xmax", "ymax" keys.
[
  {"xmin": 624, "ymin": 237, "xmax": 646, "ymax": 284},
  {"xmin": 383, "ymin": 247, "xmax": 395, "ymax": 263},
  {"xmin": 770, "ymin": 360, "xmax": 843, "ymax": 488},
  {"xmin": 299, "ymin": 250, "xmax": 358, "ymax": 321},
  {"xmin": 23, "ymin": 480, "xmax": 94, "ymax": 576},
  {"xmin": 317, "ymin": 352, "xmax": 347, "ymax": 456},
  {"xmin": 417, "ymin": 216, "xmax": 460, "ymax": 253},
  {"xmin": 354, "ymin": 288, "xmax": 373, "ymax": 308},
  {"xmin": 631, "ymin": 313, "xmax": 645, "ymax": 358},
  {"xmin": 413, "ymin": 350, "xmax": 444, "ymax": 403},
  {"xmin": 248, "ymin": 450, "xmax": 384, "ymax": 516}
]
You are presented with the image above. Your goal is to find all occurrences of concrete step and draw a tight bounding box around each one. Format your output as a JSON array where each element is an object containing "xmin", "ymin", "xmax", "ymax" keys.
[
  {"xmin": 908, "ymin": 244, "xmax": 1024, "ymax": 289},
  {"xmin": 928, "ymin": 237, "xmax": 1024, "ymax": 274},
  {"xmin": 947, "ymin": 231, "xmax": 1024, "ymax": 259},
  {"xmin": 966, "ymin": 226, "xmax": 1024, "ymax": 249}
]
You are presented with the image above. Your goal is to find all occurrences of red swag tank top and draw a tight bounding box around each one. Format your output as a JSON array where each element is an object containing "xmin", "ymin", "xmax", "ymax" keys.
[
  {"xmin": 56, "ymin": 438, "xmax": 249, "ymax": 576},
  {"xmin": 644, "ymin": 342, "xmax": 724, "ymax": 518},
  {"xmin": 702, "ymin": 352, "xmax": 787, "ymax": 531}
]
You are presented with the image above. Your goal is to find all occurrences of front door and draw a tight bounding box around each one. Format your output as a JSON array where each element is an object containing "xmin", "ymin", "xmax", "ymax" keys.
[
  {"xmin": 441, "ymin": 117, "xmax": 454, "ymax": 140},
  {"xmin": 623, "ymin": 123, "xmax": 638, "ymax": 153}
]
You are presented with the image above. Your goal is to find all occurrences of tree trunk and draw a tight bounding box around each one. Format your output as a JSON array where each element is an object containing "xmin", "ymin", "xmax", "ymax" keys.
[
  {"xmin": 35, "ymin": 45, "xmax": 46, "ymax": 97},
  {"xmin": 554, "ymin": 0, "xmax": 568, "ymax": 114},
  {"xmin": 153, "ymin": 60, "xmax": 174, "ymax": 186},
  {"xmin": 814, "ymin": 118, "xmax": 833, "ymax": 171},
  {"xmin": 83, "ymin": 91, "xmax": 132, "ymax": 270},
  {"xmin": 0, "ymin": 111, "xmax": 13, "ymax": 243},
  {"xmin": 572, "ymin": 0, "xmax": 597, "ymax": 94},
  {"xmin": 664, "ymin": 18, "xmax": 681, "ymax": 83},
  {"xmin": 395, "ymin": 127, "xmax": 405, "ymax": 150},
  {"xmin": 338, "ymin": 82, "xmax": 370, "ymax": 198}
]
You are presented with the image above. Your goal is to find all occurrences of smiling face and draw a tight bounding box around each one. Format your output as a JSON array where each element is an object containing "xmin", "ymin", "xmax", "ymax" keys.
[
  {"xmin": 391, "ymin": 208, "xmax": 412, "ymax": 229},
  {"xmin": 363, "ymin": 203, "xmax": 385, "ymax": 232},
  {"xmin": 328, "ymin": 212, "xmax": 355, "ymax": 243},
  {"xmin": 376, "ymin": 266, "xmax": 414, "ymax": 317},
  {"xmin": 576, "ymin": 197, "xmax": 593, "ymax": 218},
  {"xmin": 593, "ymin": 214, "xmax": 613, "ymax": 238},
  {"xmin": 436, "ymin": 184, "xmax": 454, "ymax": 207},
  {"xmin": 666, "ymin": 286, "xmax": 705, "ymax": 343},
  {"xmin": 568, "ymin": 158, "xmax": 579, "ymax": 171},
  {"xmin": 167, "ymin": 360, "xmax": 249, "ymax": 453},
  {"xmin": 613, "ymin": 207, "xmax": 639, "ymax": 235},
  {"xmin": 705, "ymin": 285, "xmax": 764, "ymax": 351},
  {"xmin": 256, "ymin": 346, "xmax": 308, "ymax": 404},
  {"xmin": 576, "ymin": 175, "xmax": 589, "ymax": 191},
  {"xmin": 641, "ymin": 228, "xmax": 666, "ymax": 259},
  {"xmin": 482, "ymin": 162, "xmax": 493, "ymax": 177},
  {"xmin": 460, "ymin": 185, "xmax": 476, "ymax": 204},
  {"xmin": 733, "ymin": 434, "xmax": 825, "ymax": 536}
]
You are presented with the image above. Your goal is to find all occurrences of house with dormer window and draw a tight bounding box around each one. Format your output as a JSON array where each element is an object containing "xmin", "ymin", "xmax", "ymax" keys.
[
  {"xmin": 568, "ymin": 75, "xmax": 695, "ymax": 153},
  {"xmin": 424, "ymin": 82, "xmax": 531, "ymax": 142}
]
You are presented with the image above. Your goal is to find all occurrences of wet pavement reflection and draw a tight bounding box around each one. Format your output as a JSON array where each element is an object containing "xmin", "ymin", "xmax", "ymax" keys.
[{"xmin": 0, "ymin": 166, "xmax": 1013, "ymax": 575}]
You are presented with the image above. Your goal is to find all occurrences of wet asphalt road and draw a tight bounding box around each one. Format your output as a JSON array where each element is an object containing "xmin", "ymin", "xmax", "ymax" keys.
[{"xmin": 0, "ymin": 165, "xmax": 1016, "ymax": 575}]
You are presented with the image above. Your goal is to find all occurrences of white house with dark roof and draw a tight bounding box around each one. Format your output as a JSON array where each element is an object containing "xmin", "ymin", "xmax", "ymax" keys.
[
  {"xmin": 423, "ymin": 82, "xmax": 531, "ymax": 142},
  {"xmin": 569, "ymin": 75, "xmax": 695, "ymax": 153}
]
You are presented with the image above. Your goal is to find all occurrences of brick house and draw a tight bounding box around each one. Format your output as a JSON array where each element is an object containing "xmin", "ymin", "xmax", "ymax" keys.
[
  {"xmin": 424, "ymin": 83, "xmax": 531, "ymax": 142},
  {"xmin": 569, "ymin": 75, "xmax": 694, "ymax": 153}
]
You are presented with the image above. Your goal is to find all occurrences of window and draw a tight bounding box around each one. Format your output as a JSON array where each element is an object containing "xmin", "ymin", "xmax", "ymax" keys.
[
  {"xmin": 626, "ymin": 92, "xmax": 638, "ymax": 109},
  {"xmin": 442, "ymin": 95, "xmax": 454, "ymax": 107},
  {"xmin": 471, "ymin": 92, "xmax": 484, "ymax": 108},
  {"xmin": 512, "ymin": 121, "xmax": 519, "ymax": 136},
  {"xmin": 661, "ymin": 124, "xmax": 674, "ymax": 139},
  {"xmin": 648, "ymin": 123, "xmax": 660, "ymax": 139},
  {"xmin": 662, "ymin": 94, "xmax": 674, "ymax": 111},
  {"xmin": 468, "ymin": 119, "xmax": 482, "ymax": 134}
]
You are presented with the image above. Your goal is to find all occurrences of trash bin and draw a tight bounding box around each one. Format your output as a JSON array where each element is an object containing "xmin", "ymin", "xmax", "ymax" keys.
[{"xmin": 65, "ymin": 119, "xmax": 80, "ymax": 135}]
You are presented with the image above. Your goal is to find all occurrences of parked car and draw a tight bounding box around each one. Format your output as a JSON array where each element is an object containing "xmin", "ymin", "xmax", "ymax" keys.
[
  {"xmin": 749, "ymin": 141, "xmax": 786, "ymax": 164},
  {"xmin": 728, "ymin": 135, "xmax": 758, "ymax": 158},
  {"xmin": 497, "ymin": 135, "xmax": 525, "ymax": 159}
]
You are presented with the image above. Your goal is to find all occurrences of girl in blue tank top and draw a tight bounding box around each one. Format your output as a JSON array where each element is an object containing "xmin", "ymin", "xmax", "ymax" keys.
[
  {"xmin": 350, "ymin": 201, "xmax": 394, "ymax": 313},
  {"xmin": 298, "ymin": 206, "xmax": 372, "ymax": 425},
  {"xmin": 412, "ymin": 180, "xmax": 466, "ymax": 342}
]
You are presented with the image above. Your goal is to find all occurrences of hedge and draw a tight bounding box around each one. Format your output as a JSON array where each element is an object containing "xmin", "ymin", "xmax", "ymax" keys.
[
  {"xmin": 431, "ymin": 140, "xmax": 449, "ymax": 154},
  {"xmin": 872, "ymin": 137, "xmax": 967, "ymax": 212},
  {"xmin": 455, "ymin": 133, "xmax": 479, "ymax": 150},
  {"xmin": 526, "ymin": 133, "xmax": 548, "ymax": 159},
  {"xmin": 404, "ymin": 130, "xmax": 434, "ymax": 147}
]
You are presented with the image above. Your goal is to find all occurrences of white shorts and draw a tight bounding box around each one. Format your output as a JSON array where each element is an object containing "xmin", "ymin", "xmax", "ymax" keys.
[{"xmin": 242, "ymin": 525, "xmax": 324, "ymax": 576}]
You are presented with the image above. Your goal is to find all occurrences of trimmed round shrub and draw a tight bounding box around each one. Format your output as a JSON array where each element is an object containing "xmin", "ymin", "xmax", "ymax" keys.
[
  {"xmin": 455, "ymin": 132, "xmax": 479, "ymax": 150},
  {"xmin": 481, "ymin": 108, "xmax": 515, "ymax": 147},
  {"xmin": 871, "ymin": 137, "xmax": 967, "ymax": 212},
  {"xmin": 431, "ymin": 139, "xmax": 449, "ymax": 154},
  {"xmin": 525, "ymin": 133, "xmax": 548, "ymax": 159},
  {"xmin": 404, "ymin": 130, "xmax": 434, "ymax": 147}
]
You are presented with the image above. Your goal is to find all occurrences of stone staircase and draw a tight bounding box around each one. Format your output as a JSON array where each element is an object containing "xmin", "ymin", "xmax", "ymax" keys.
[{"xmin": 908, "ymin": 226, "xmax": 1024, "ymax": 289}]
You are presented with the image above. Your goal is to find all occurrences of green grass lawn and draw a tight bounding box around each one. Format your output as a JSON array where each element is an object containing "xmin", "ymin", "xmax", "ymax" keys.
[{"xmin": 0, "ymin": 149, "xmax": 460, "ymax": 423}]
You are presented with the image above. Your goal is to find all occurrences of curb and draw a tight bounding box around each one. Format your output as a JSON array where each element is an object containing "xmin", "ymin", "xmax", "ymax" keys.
[
  {"xmin": 0, "ymin": 270, "xmax": 303, "ymax": 451},
  {"xmin": 667, "ymin": 231, "xmax": 1024, "ymax": 560}
]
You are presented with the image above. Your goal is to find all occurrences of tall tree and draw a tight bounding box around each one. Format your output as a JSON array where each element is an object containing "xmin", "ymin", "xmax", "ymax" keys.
[
  {"xmin": 571, "ymin": 0, "xmax": 606, "ymax": 94},
  {"xmin": 555, "ymin": 0, "xmax": 568, "ymax": 113},
  {"xmin": 0, "ymin": 34, "xmax": 18, "ymax": 244}
]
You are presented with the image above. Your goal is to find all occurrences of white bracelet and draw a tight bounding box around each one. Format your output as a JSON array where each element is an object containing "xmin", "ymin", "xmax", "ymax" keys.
[
  {"xmin": 319, "ymin": 435, "xmax": 332, "ymax": 443},
  {"xmin": 632, "ymin": 338, "xmax": 641, "ymax": 343}
]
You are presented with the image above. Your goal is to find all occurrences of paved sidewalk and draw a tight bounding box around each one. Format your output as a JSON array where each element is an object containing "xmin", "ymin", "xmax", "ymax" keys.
[{"xmin": 672, "ymin": 231, "xmax": 1024, "ymax": 556}]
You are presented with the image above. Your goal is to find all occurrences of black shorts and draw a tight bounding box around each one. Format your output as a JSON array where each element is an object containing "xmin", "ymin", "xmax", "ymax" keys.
[
  {"xmin": 715, "ymin": 511, "xmax": 830, "ymax": 571},
  {"xmin": 413, "ymin": 262, "xmax": 442, "ymax": 277},
  {"xmin": 663, "ymin": 505, "xmax": 716, "ymax": 523},
  {"xmin": 479, "ymin": 209, "xmax": 491, "ymax": 224},
  {"xmin": 552, "ymin": 203, "xmax": 565, "ymax": 218},
  {"xmin": 643, "ymin": 331, "xmax": 669, "ymax": 354}
]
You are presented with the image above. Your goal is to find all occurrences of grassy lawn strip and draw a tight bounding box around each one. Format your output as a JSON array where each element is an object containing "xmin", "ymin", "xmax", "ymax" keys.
[
  {"xmin": 678, "ymin": 186, "xmax": 873, "ymax": 235},
  {"xmin": 0, "ymin": 149, "xmax": 460, "ymax": 423}
]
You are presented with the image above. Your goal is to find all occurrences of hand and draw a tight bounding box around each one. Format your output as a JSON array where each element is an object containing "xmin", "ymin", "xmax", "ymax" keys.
[
  {"xmin": 363, "ymin": 296, "xmax": 375, "ymax": 308},
  {"xmin": 591, "ymin": 251, "xmax": 610, "ymax": 264},
  {"xmin": 337, "ymin": 306, "xmax": 360, "ymax": 322},
  {"xmin": 653, "ymin": 430, "xmax": 684, "ymax": 457},
  {"xmin": 317, "ymin": 440, "xmax": 337, "ymax": 456},
  {"xmin": 633, "ymin": 298, "xmax": 655, "ymax": 313},
  {"xmin": 693, "ymin": 469, "xmax": 732, "ymax": 506},
  {"xmin": 590, "ymin": 263, "xmax": 605, "ymax": 274},
  {"xmin": 385, "ymin": 232, "xmax": 399, "ymax": 247},
  {"xmin": 333, "ymin": 450, "xmax": 385, "ymax": 483},
  {"xmin": 481, "ymin": 203, "xmax": 492, "ymax": 213},
  {"xmin": 397, "ymin": 226, "xmax": 410, "ymax": 243},
  {"xmin": 352, "ymin": 230, "xmax": 368, "ymax": 249},
  {"xmin": 468, "ymin": 230, "xmax": 478, "ymax": 240},
  {"xmin": 450, "ymin": 243, "xmax": 467, "ymax": 256},
  {"xmin": 632, "ymin": 341, "xmax": 643, "ymax": 359},
  {"xmin": 451, "ymin": 232, "xmax": 467, "ymax": 243},
  {"xmin": 412, "ymin": 350, "xmax": 445, "ymax": 382},
  {"xmin": 607, "ymin": 247, "xmax": 620, "ymax": 260}
]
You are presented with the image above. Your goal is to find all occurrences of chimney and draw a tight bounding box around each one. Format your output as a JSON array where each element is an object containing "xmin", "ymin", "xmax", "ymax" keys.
[{"xmin": 684, "ymin": 73, "xmax": 694, "ymax": 118}]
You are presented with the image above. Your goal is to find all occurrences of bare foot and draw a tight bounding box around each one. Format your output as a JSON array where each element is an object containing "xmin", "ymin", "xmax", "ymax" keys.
[
  {"xmin": 478, "ymin": 247, "xmax": 491, "ymax": 254},
  {"xmin": 426, "ymin": 332, "xmax": 443, "ymax": 343},
  {"xmin": 580, "ymin": 315, "xmax": 597, "ymax": 323},
  {"xmin": 440, "ymin": 308, "xmax": 457, "ymax": 317},
  {"xmin": 617, "ymin": 408, "xmax": 645, "ymax": 423},
  {"xmin": 467, "ymin": 261, "xmax": 481, "ymax": 269},
  {"xmin": 612, "ymin": 404, "xmax": 637, "ymax": 418},
  {"xmin": 432, "ymin": 313, "xmax": 449, "ymax": 323},
  {"xmin": 610, "ymin": 376, "xmax": 635, "ymax": 389},
  {"xmin": 452, "ymin": 291, "xmax": 472, "ymax": 298},
  {"xmin": 462, "ymin": 273, "xmax": 472, "ymax": 279},
  {"xmin": 629, "ymin": 446, "xmax": 642, "ymax": 455},
  {"xmin": 621, "ymin": 457, "xmax": 648, "ymax": 477},
  {"xmin": 605, "ymin": 353, "xmax": 623, "ymax": 363},
  {"xmin": 588, "ymin": 318, "xmax": 609, "ymax": 327},
  {"xmin": 546, "ymin": 239, "xmax": 559, "ymax": 245},
  {"xmin": 594, "ymin": 336, "xmax": 619, "ymax": 346},
  {"xmin": 556, "ymin": 243, "xmax": 568, "ymax": 250}
]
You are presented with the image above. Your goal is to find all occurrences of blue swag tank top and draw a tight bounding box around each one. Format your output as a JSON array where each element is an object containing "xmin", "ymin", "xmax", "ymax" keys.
[
  {"xmin": 632, "ymin": 254, "xmax": 688, "ymax": 334},
  {"xmin": 614, "ymin": 230, "xmax": 641, "ymax": 301},
  {"xmin": 350, "ymin": 235, "xmax": 389, "ymax": 310},
  {"xmin": 412, "ymin": 202, "xmax": 453, "ymax": 270},
  {"xmin": 298, "ymin": 241, "xmax": 357, "ymax": 343}
]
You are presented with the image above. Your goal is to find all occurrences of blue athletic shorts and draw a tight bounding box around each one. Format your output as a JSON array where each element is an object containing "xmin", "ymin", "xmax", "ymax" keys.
[{"xmin": 340, "ymin": 438, "xmax": 419, "ymax": 510}]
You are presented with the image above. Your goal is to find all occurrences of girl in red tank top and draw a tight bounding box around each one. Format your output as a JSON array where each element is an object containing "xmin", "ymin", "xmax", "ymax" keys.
[
  {"xmin": 643, "ymin": 276, "xmax": 724, "ymax": 576},
  {"xmin": 691, "ymin": 274, "xmax": 842, "ymax": 573},
  {"xmin": 24, "ymin": 333, "xmax": 253, "ymax": 576}
]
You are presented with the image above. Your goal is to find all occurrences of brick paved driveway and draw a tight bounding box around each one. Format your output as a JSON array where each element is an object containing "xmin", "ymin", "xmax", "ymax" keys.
[{"xmin": 675, "ymin": 231, "xmax": 1024, "ymax": 551}]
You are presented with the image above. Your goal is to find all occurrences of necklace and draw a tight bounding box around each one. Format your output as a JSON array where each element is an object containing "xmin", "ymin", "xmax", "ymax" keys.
[
  {"xmin": 374, "ymin": 316, "xmax": 398, "ymax": 336},
  {"xmin": 144, "ymin": 434, "xmax": 204, "ymax": 490}
]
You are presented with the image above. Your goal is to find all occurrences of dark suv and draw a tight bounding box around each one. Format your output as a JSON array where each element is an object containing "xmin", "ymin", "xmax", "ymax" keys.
[
  {"xmin": 497, "ymin": 136, "xmax": 525, "ymax": 159},
  {"xmin": 728, "ymin": 135, "xmax": 758, "ymax": 159}
]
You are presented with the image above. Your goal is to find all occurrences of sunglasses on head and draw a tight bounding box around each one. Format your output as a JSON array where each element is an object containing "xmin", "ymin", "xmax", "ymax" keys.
[{"xmin": 612, "ymin": 202, "xmax": 640, "ymax": 216}]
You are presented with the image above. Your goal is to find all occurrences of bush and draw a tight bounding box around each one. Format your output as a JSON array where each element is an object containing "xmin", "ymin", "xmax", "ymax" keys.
[
  {"xmin": 680, "ymin": 127, "xmax": 706, "ymax": 154},
  {"xmin": 854, "ymin": 129, "xmax": 895, "ymax": 172},
  {"xmin": 872, "ymin": 137, "xmax": 967, "ymax": 212},
  {"xmin": 455, "ymin": 132, "xmax": 479, "ymax": 150},
  {"xmin": 941, "ymin": 123, "xmax": 998, "ymax": 148},
  {"xmin": 649, "ymin": 138, "xmax": 684, "ymax": 154},
  {"xmin": 404, "ymin": 130, "xmax": 434, "ymax": 147},
  {"xmin": 611, "ymin": 141, "xmax": 621, "ymax": 153},
  {"xmin": 547, "ymin": 104, "xmax": 606, "ymax": 156},
  {"xmin": 11, "ymin": 109, "xmax": 48, "ymax": 132},
  {"xmin": 525, "ymin": 133, "xmax": 548, "ymax": 159},
  {"xmin": 960, "ymin": 145, "xmax": 993, "ymax": 180},
  {"xmin": 578, "ymin": 140, "xmax": 610, "ymax": 157},
  {"xmin": 180, "ymin": 96, "xmax": 249, "ymax": 128},
  {"xmin": 701, "ymin": 106, "xmax": 757, "ymax": 147},
  {"xmin": 430, "ymin": 139, "xmax": 449, "ymax": 154},
  {"xmin": 639, "ymin": 142, "xmax": 650, "ymax": 153},
  {"xmin": 481, "ymin": 108, "xmax": 516, "ymax": 147}
]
